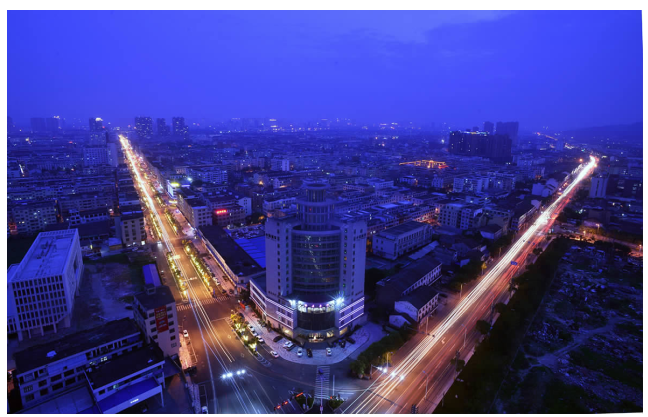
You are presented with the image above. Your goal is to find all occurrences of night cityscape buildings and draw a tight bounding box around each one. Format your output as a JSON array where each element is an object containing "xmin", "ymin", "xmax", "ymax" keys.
[{"xmin": 6, "ymin": 9, "xmax": 643, "ymax": 416}]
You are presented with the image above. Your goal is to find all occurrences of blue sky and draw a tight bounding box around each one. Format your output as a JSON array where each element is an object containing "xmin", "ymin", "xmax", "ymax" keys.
[{"xmin": 8, "ymin": 10, "xmax": 643, "ymax": 130}]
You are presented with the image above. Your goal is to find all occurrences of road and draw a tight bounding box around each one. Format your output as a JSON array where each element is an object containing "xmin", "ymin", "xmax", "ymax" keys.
[
  {"xmin": 340, "ymin": 156, "xmax": 598, "ymax": 414},
  {"xmin": 121, "ymin": 136, "xmax": 374, "ymax": 414}
]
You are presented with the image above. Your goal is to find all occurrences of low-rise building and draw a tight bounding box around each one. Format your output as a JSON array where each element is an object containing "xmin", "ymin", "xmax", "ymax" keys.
[
  {"xmin": 115, "ymin": 207, "xmax": 146, "ymax": 247},
  {"xmin": 373, "ymin": 221, "xmax": 433, "ymax": 260},
  {"xmin": 10, "ymin": 200, "xmax": 59, "ymax": 235},
  {"xmin": 394, "ymin": 286, "xmax": 440, "ymax": 324},
  {"xmin": 12, "ymin": 318, "xmax": 143, "ymax": 408},
  {"xmin": 133, "ymin": 283, "xmax": 179, "ymax": 359},
  {"xmin": 376, "ymin": 255, "xmax": 442, "ymax": 307}
]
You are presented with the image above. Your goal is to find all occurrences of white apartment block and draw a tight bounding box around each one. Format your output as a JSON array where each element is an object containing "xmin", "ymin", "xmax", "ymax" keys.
[
  {"xmin": 270, "ymin": 158, "xmax": 290, "ymax": 171},
  {"xmin": 373, "ymin": 221, "xmax": 433, "ymax": 260},
  {"xmin": 11, "ymin": 201, "xmax": 58, "ymax": 235},
  {"xmin": 83, "ymin": 146, "xmax": 110, "ymax": 166},
  {"xmin": 438, "ymin": 203, "xmax": 484, "ymax": 230},
  {"xmin": 188, "ymin": 167, "xmax": 228, "ymax": 185},
  {"xmin": 184, "ymin": 199, "xmax": 213, "ymax": 228},
  {"xmin": 7, "ymin": 229, "xmax": 84, "ymax": 341},
  {"xmin": 116, "ymin": 211, "xmax": 146, "ymax": 246},
  {"xmin": 453, "ymin": 176, "xmax": 487, "ymax": 193}
]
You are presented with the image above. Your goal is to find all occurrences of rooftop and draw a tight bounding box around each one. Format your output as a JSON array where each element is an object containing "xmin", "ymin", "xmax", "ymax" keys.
[
  {"xmin": 200, "ymin": 225, "xmax": 264, "ymax": 277},
  {"xmin": 400, "ymin": 285, "xmax": 439, "ymax": 310},
  {"xmin": 134, "ymin": 285, "xmax": 175, "ymax": 311},
  {"xmin": 8, "ymin": 229, "xmax": 79, "ymax": 283},
  {"xmin": 383, "ymin": 255, "xmax": 442, "ymax": 296},
  {"xmin": 87, "ymin": 344, "xmax": 165, "ymax": 389},
  {"xmin": 377, "ymin": 221, "xmax": 428, "ymax": 238},
  {"xmin": 13, "ymin": 318, "xmax": 141, "ymax": 374}
]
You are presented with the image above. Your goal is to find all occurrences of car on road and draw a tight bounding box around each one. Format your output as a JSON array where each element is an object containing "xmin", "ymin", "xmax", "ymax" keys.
[
  {"xmin": 183, "ymin": 330, "xmax": 189, "ymax": 338},
  {"xmin": 286, "ymin": 344, "xmax": 296, "ymax": 351},
  {"xmin": 257, "ymin": 337, "xmax": 264, "ymax": 344},
  {"xmin": 221, "ymin": 289, "xmax": 227, "ymax": 295},
  {"xmin": 270, "ymin": 351, "xmax": 279, "ymax": 358},
  {"xmin": 284, "ymin": 341, "xmax": 294, "ymax": 349},
  {"xmin": 326, "ymin": 348, "xmax": 332, "ymax": 356},
  {"xmin": 297, "ymin": 348, "xmax": 303, "ymax": 357},
  {"xmin": 306, "ymin": 348, "xmax": 313, "ymax": 358},
  {"xmin": 273, "ymin": 335, "xmax": 283, "ymax": 343},
  {"xmin": 229, "ymin": 289, "xmax": 235, "ymax": 295},
  {"xmin": 247, "ymin": 324, "xmax": 254, "ymax": 331},
  {"xmin": 251, "ymin": 330, "xmax": 258, "ymax": 337}
]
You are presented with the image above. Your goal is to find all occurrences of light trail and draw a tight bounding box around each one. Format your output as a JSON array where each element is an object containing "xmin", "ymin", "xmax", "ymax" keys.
[
  {"xmin": 121, "ymin": 136, "xmax": 258, "ymax": 413},
  {"xmin": 344, "ymin": 156, "xmax": 597, "ymax": 414}
]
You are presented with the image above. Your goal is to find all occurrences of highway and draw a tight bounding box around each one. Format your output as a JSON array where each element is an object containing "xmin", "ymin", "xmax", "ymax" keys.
[{"xmin": 340, "ymin": 155, "xmax": 598, "ymax": 414}]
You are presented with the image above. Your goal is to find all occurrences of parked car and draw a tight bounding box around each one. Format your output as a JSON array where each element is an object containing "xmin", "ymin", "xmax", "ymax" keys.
[
  {"xmin": 273, "ymin": 335, "xmax": 283, "ymax": 343},
  {"xmin": 183, "ymin": 330, "xmax": 189, "ymax": 338},
  {"xmin": 284, "ymin": 341, "xmax": 294, "ymax": 349},
  {"xmin": 251, "ymin": 331, "xmax": 258, "ymax": 337},
  {"xmin": 247, "ymin": 324, "xmax": 254, "ymax": 332},
  {"xmin": 287, "ymin": 344, "xmax": 296, "ymax": 351},
  {"xmin": 270, "ymin": 351, "xmax": 279, "ymax": 358},
  {"xmin": 257, "ymin": 337, "xmax": 264, "ymax": 344},
  {"xmin": 221, "ymin": 289, "xmax": 227, "ymax": 295},
  {"xmin": 326, "ymin": 348, "xmax": 332, "ymax": 356},
  {"xmin": 306, "ymin": 348, "xmax": 313, "ymax": 358},
  {"xmin": 297, "ymin": 348, "xmax": 303, "ymax": 357}
]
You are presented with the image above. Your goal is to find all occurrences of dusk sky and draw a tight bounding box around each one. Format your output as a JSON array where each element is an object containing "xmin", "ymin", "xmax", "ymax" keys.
[{"xmin": 8, "ymin": 10, "xmax": 643, "ymax": 130}]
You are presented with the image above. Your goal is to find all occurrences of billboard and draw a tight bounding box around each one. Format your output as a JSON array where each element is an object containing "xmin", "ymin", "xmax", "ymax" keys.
[{"xmin": 155, "ymin": 305, "xmax": 169, "ymax": 332}]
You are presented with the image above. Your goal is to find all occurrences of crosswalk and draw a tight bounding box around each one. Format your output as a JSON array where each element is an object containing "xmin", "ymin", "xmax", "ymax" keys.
[
  {"xmin": 314, "ymin": 366, "xmax": 330, "ymax": 400},
  {"xmin": 176, "ymin": 296, "xmax": 229, "ymax": 311}
]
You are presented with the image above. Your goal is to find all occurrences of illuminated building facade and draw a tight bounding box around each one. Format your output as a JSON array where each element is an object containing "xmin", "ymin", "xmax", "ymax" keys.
[{"xmin": 251, "ymin": 182, "xmax": 366, "ymax": 340}]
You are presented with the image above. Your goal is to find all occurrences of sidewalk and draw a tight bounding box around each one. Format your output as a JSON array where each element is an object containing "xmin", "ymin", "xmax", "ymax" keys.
[{"xmin": 239, "ymin": 308, "xmax": 387, "ymax": 365}]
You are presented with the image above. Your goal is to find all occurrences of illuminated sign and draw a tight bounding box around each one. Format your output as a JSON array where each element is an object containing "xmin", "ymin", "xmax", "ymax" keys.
[
  {"xmin": 215, "ymin": 209, "xmax": 227, "ymax": 215},
  {"xmin": 154, "ymin": 306, "xmax": 169, "ymax": 332}
]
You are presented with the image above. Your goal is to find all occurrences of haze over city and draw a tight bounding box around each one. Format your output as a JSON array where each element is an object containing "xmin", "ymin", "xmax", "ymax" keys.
[
  {"xmin": 5, "ymin": 8, "xmax": 644, "ymax": 416},
  {"xmin": 8, "ymin": 10, "xmax": 642, "ymax": 130}
]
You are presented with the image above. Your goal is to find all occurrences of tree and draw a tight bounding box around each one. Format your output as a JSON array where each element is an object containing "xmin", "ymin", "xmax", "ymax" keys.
[
  {"xmin": 476, "ymin": 320, "xmax": 491, "ymax": 335},
  {"xmin": 495, "ymin": 302, "xmax": 508, "ymax": 315},
  {"xmin": 350, "ymin": 360, "xmax": 366, "ymax": 376}
]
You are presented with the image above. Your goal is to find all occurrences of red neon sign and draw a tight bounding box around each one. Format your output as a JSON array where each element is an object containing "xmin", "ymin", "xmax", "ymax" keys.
[{"xmin": 215, "ymin": 209, "xmax": 227, "ymax": 215}]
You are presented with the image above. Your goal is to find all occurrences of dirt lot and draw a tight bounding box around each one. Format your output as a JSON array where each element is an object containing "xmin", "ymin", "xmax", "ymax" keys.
[
  {"xmin": 71, "ymin": 252, "xmax": 156, "ymax": 330},
  {"xmin": 494, "ymin": 240, "xmax": 643, "ymax": 413}
]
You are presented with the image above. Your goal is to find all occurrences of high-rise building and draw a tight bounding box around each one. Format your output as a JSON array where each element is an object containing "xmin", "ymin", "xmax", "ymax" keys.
[
  {"xmin": 448, "ymin": 131, "xmax": 511, "ymax": 162},
  {"xmin": 156, "ymin": 118, "xmax": 170, "ymax": 136},
  {"xmin": 250, "ymin": 182, "xmax": 367, "ymax": 339},
  {"xmin": 89, "ymin": 117, "xmax": 104, "ymax": 132},
  {"xmin": 135, "ymin": 116, "xmax": 154, "ymax": 139},
  {"xmin": 7, "ymin": 229, "xmax": 84, "ymax": 341},
  {"xmin": 496, "ymin": 121, "xmax": 519, "ymax": 146},
  {"xmin": 45, "ymin": 117, "xmax": 60, "ymax": 132},
  {"xmin": 30, "ymin": 118, "xmax": 47, "ymax": 132},
  {"xmin": 172, "ymin": 117, "xmax": 188, "ymax": 138},
  {"xmin": 483, "ymin": 121, "xmax": 494, "ymax": 135}
]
